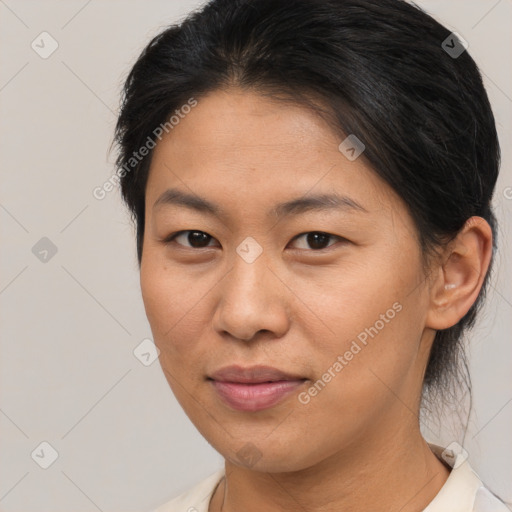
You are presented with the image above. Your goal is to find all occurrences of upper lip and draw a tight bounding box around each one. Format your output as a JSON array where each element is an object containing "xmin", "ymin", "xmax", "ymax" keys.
[{"xmin": 208, "ymin": 365, "xmax": 306, "ymax": 384}]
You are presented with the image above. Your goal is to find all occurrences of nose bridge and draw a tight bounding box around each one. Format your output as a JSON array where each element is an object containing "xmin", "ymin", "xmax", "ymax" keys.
[
  {"xmin": 229, "ymin": 236, "xmax": 272, "ymax": 304},
  {"xmin": 214, "ymin": 236, "xmax": 289, "ymax": 340}
]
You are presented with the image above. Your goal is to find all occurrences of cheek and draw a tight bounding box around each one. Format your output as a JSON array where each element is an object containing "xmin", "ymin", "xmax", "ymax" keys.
[
  {"xmin": 140, "ymin": 252, "xmax": 192, "ymax": 348},
  {"xmin": 140, "ymin": 249, "xmax": 217, "ymax": 369},
  {"xmin": 292, "ymin": 301, "xmax": 422, "ymax": 455},
  {"xmin": 289, "ymin": 249, "xmax": 413, "ymax": 348},
  {"xmin": 140, "ymin": 255, "xmax": 208, "ymax": 407},
  {"xmin": 140, "ymin": 261, "xmax": 176, "ymax": 335},
  {"xmin": 294, "ymin": 247, "xmax": 425, "ymax": 405}
]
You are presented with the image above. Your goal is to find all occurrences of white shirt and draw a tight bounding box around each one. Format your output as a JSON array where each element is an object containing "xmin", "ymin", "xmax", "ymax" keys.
[{"xmin": 152, "ymin": 444, "xmax": 509, "ymax": 512}]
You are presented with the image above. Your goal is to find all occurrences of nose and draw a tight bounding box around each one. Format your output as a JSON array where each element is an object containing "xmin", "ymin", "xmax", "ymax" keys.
[{"xmin": 212, "ymin": 250, "xmax": 291, "ymax": 342}]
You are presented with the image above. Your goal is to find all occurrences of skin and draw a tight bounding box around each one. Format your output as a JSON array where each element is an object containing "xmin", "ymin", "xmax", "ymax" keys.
[{"xmin": 140, "ymin": 87, "xmax": 493, "ymax": 512}]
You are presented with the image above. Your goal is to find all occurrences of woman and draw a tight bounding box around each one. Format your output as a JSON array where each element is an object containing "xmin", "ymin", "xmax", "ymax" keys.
[{"xmin": 112, "ymin": 0, "xmax": 508, "ymax": 509}]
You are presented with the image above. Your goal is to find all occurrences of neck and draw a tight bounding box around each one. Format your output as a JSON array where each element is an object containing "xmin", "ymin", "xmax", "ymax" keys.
[{"xmin": 211, "ymin": 422, "xmax": 450, "ymax": 512}]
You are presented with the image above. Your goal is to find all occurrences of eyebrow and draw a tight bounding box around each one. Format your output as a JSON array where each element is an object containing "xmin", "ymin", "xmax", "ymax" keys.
[{"xmin": 153, "ymin": 187, "xmax": 369, "ymax": 219}]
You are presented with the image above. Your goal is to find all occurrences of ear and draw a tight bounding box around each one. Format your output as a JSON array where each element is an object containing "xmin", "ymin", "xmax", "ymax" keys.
[{"xmin": 425, "ymin": 216, "xmax": 493, "ymax": 331}]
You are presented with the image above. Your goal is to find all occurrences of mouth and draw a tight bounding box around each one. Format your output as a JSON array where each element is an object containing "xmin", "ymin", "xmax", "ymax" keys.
[
  {"xmin": 207, "ymin": 364, "xmax": 306, "ymax": 383},
  {"xmin": 207, "ymin": 365, "xmax": 308, "ymax": 411}
]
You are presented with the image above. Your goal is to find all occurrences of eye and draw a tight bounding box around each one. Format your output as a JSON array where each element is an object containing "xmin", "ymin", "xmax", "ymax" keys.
[
  {"xmin": 164, "ymin": 230, "xmax": 219, "ymax": 249},
  {"xmin": 289, "ymin": 231, "xmax": 344, "ymax": 251},
  {"xmin": 163, "ymin": 230, "xmax": 345, "ymax": 251}
]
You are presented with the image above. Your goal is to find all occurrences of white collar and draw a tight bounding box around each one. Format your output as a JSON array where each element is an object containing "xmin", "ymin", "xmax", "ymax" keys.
[{"xmin": 423, "ymin": 443, "xmax": 483, "ymax": 511}]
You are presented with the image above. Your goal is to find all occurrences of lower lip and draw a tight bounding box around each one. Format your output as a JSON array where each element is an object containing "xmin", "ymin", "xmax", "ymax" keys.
[{"xmin": 210, "ymin": 379, "xmax": 306, "ymax": 412}]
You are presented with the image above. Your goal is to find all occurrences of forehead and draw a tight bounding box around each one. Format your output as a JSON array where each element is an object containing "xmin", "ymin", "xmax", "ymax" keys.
[
  {"xmin": 155, "ymin": 88, "xmax": 336, "ymax": 161},
  {"xmin": 145, "ymin": 88, "xmax": 400, "ymax": 218}
]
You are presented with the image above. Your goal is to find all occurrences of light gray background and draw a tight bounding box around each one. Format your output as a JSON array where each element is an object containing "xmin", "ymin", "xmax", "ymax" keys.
[{"xmin": 0, "ymin": 1, "xmax": 511, "ymax": 511}]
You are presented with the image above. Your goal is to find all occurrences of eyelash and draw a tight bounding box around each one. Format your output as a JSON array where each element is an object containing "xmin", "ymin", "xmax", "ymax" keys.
[{"xmin": 162, "ymin": 230, "xmax": 346, "ymax": 252}]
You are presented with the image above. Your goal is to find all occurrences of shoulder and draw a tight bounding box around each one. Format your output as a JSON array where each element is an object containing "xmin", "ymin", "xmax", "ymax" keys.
[{"xmin": 151, "ymin": 468, "xmax": 225, "ymax": 512}]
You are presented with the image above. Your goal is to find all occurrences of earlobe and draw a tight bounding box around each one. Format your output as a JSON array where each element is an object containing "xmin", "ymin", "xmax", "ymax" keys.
[{"xmin": 425, "ymin": 217, "xmax": 493, "ymax": 331}]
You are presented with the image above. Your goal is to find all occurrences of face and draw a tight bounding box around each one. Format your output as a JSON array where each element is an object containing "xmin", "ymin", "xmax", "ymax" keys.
[{"xmin": 140, "ymin": 88, "xmax": 436, "ymax": 472}]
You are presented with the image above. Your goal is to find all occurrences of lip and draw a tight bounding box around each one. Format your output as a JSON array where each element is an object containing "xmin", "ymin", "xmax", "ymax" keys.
[
  {"xmin": 208, "ymin": 364, "xmax": 306, "ymax": 384},
  {"xmin": 208, "ymin": 365, "xmax": 307, "ymax": 412}
]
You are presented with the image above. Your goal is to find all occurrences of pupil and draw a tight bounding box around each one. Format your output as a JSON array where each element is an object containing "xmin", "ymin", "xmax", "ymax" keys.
[
  {"xmin": 189, "ymin": 231, "xmax": 209, "ymax": 247},
  {"xmin": 308, "ymin": 232, "xmax": 329, "ymax": 250}
]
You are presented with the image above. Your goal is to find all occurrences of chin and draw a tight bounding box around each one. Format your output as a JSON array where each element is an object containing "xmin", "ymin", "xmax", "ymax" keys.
[{"xmin": 208, "ymin": 433, "xmax": 325, "ymax": 473}]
